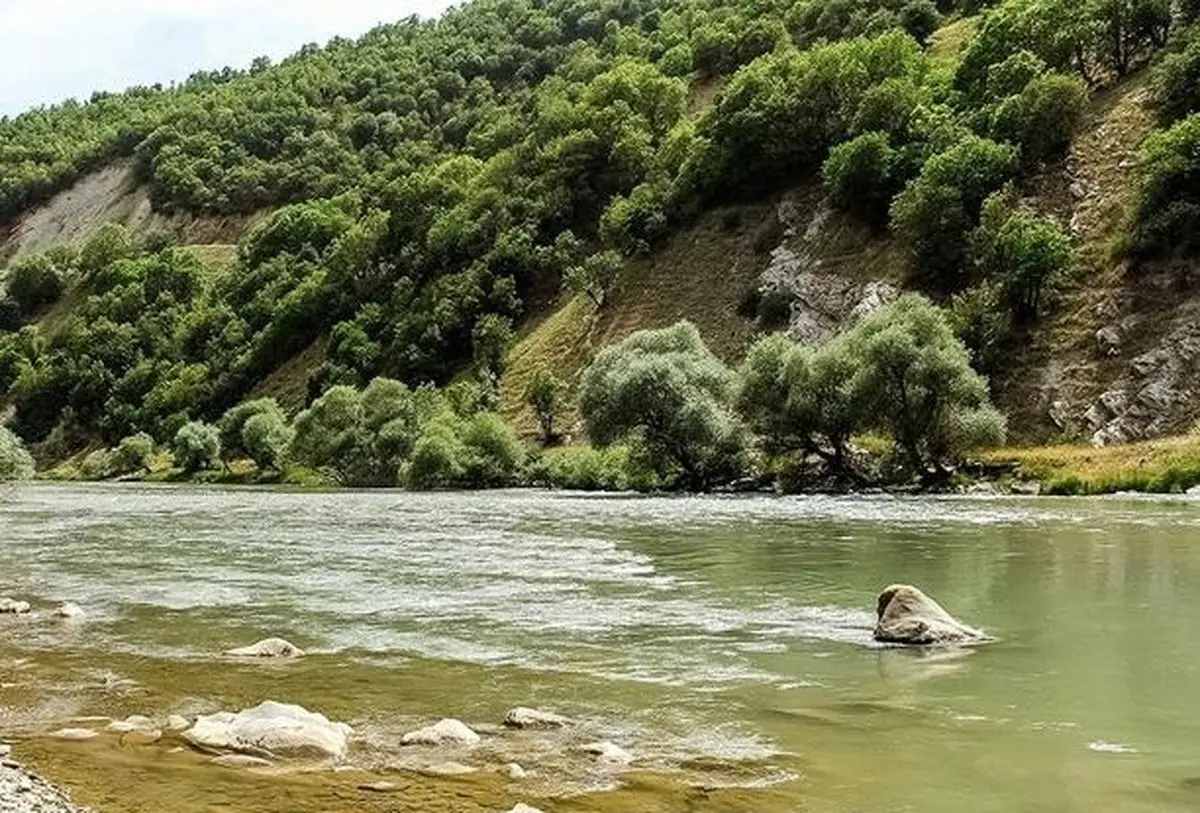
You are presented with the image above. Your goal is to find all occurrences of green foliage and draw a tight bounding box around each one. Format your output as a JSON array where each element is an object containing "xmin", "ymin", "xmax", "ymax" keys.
[
  {"xmin": 405, "ymin": 419, "xmax": 469, "ymax": 490},
  {"xmin": 890, "ymin": 135, "xmax": 1019, "ymax": 285},
  {"xmin": 989, "ymin": 73, "xmax": 1088, "ymax": 165},
  {"xmin": 5, "ymin": 254, "xmax": 66, "ymax": 317},
  {"xmin": 529, "ymin": 443, "xmax": 659, "ymax": 491},
  {"xmin": 218, "ymin": 398, "xmax": 287, "ymax": 462},
  {"xmin": 1152, "ymin": 26, "xmax": 1200, "ymax": 121},
  {"xmin": 111, "ymin": 432, "xmax": 156, "ymax": 475},
  {"xmin": 0, "ymin": 425, "xmax": 35, "ymax": 481},
  {"xmin": 173, "ymin": 421, "xmax": 221, "ymax": 472},
  {"xmin": 580, "ymin": 321, "xmax": 746, "ymax": 489},
  {"xmin": 565, "ymin": 250, "xmax": 624, "ymax": 309},
  {"xmin": 823, "ymin": 132, "xmax": 902, "ymax": 225},
  {"xmin": 1133, "ymin": 114, "xmax": 1200, "ymax": 258},
  {"xmin": 242, "ymin": 411, "xmax": 294, "ymax": 471},
  {"xmin": 528, "ymin": 368, "xmax": 565, "ymax": 443},
  {"xmin": 974, "ymin": 190, "xmax": 1074, "ymax": 322},
  {"xmin": 849, "ymin": 295, "xmax": 1006, "ymax": 476}
]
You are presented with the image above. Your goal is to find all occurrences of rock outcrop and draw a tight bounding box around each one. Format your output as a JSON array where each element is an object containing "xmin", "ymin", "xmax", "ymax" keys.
[
  {"xmin": 400, "ymin": 719, "xmax": 481, "ymax": 747},
  {"xmin": 873, "ymin": 584, "xmax": 988, "ymax": 646},
  {"xmin": 224, "ymin": 638, "xmax": 305, "ymax": 658},
  {"xmin": 502, "ymin": 708, "xmax": 570, "ymax": 730},
  {"xmin": 0, "ymin": 758, "xmax": 91, "ymax": 813},
  {"xmin": 182, "ymin": 701, "xmax": 352, "ymax": 760}
]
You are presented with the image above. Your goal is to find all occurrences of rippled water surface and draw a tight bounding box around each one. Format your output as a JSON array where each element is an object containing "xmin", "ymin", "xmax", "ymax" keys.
[{"xmin": 3, "ymin": 483, "xmax": 1200, "ymax": 812}]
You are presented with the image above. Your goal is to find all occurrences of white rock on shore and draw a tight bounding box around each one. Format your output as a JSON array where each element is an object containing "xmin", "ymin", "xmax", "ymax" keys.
[
  {"xmin": 182, "ymin": 701, "xmax": 352, "ymax": 760},
  {"xmin": 0, "ymin": 760, "xmax": 90, "ymax": 813},
  {"xmin": 400, "ymin": 719, "xmax": 480, "ymax": 747},
  {"xmin": 224, "ymin": 638, "xmax": 305, "ymax": 658}
]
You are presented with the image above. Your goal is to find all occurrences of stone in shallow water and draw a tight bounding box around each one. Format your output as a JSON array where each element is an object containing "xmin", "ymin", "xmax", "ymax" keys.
[
  {"xmin": 106, "ymin": 715, "xmax": 158, "ymax": 735},
  {"xmin": 872, "ymin": 584, "xmax": 989, "ymax": 646},
  {"xmin": 224, "ymin": 638, "xmax": 305, "ymax": 658},
  {"xmin": 505, "ymin": 805, "xmax": 546, "ymax": 813},
  {"xmin": 50, "ymin": 729, "xmax": 98, "ymax": 741},
  {"xmin": 0, "ymin": 598, "xmax": 31, "ymax": 614},
  {"xmin": 165, "ymin": 715, "xmax": 190, "ymax": 732},
  {"xmin": 183, "ymin": 701, "xmax": 352, "ymax": 759},
  {"xmin": 578, "ymin": 741, "xmax": 632, "ymax": 765},
  {"xmin": 358, "ymin": 781, "xmax": 398, "ymax": 793},
  {"xmin": 419, "ymin": 761, "xmax": 477, "ymax": 776},
  {"xmin": 211, "ymin": 754, "xmax": 274, "ymax": 768},
  {"xmin": 53, "ymin": 603, "xmax": 86, "ymax": 622},
  {"xmin": 400, "ymin": 719, "xmax": 480, "ymax": 746},
  {"xmin": 503, "ymin": 708, "xmax": 570, "ymax": 730},
  {"xmin": 501, "ymin": 762, "xmax": 527, "ymax": 779}
]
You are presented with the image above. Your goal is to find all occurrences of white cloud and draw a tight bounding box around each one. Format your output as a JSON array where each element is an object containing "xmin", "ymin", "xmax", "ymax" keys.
[{"xmin": 0, "ymin": 0, "xmax": 456, "ymax": 115}]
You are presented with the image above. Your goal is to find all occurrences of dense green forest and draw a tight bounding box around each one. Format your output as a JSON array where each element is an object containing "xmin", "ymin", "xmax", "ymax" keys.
[{"xmin": 2, "ymin": 0, "xmax": 1199, "ymax": 490}]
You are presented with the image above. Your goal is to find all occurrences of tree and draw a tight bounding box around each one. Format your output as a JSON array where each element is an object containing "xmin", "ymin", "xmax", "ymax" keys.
[
  {"xmin": 890, "ymin": 136, "xmax": 1019, "ymax": 287},
  {"xmin": 527, "ymin": 369, "xmax": 564, "ymax": 444},
  {"xmin": 173, "ymin": 421, "xmax": 221, "ymax": 472},
  {"xmin": 0, "ymin": 425, "xmax": 35, "ymax": 481},
  {"xmin": 848, "ymin": 295, "xmax": 1007, "ymax": 478},
  {"xmin": 1153, "ymin": 34, "xmax": 1200, "ymax": 122},
  {"xmin": 79, "ymin": 223, "xmax": 135, "ymax": 278},
  {"xmin": 218, "ymin": 398, "xmax": 287, "ymax": 462},
  {"xmin": 823, "ymin": 132, "xmax": 901, "ymax": 226},
  {"xmin": 580, "ymin": 321, "xmax": 746, "ymax": 490},
  {"xmin": 565, "ymin": 250, "xmax": 623, "ymax": 309},
  {"xmin": 5, "ymin": 254, "xmax": 65, "ymax": 317},
  {"xmin": 974, "ymin": 192, "xmax": 1074, "ymax": 322},
  {"xmin": 242, "ymin": 412, "xmax": 293, "ymax": 471},
  {"xmin": 111, "ymin": 432, "xmax": 155, "ymax": 475},
  {"xmin": 1133, "ymin": 114, "xmax": 1200, "ymax": 258}
]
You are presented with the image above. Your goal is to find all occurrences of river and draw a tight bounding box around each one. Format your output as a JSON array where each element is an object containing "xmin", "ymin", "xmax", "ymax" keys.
[{"xmin": 1, "ymin": 483, "xmax": 1198, "ymax": 812}]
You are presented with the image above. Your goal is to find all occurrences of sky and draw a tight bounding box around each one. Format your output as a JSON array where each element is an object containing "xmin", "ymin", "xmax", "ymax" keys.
[{"xmin": 0, "ymin": 0, "xmax": 456, "ymax": 116}]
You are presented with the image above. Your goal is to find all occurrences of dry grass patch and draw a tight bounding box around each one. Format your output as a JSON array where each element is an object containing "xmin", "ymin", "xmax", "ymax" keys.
[{"xmin": 985, "ymin": 435, "xmax": 1200, "ymax": 494}]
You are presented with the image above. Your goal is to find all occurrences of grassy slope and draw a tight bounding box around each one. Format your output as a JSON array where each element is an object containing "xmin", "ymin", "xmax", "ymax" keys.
[{"xmin": 985, "ymin": 435, "xmax": 1200, "ymax": 494}]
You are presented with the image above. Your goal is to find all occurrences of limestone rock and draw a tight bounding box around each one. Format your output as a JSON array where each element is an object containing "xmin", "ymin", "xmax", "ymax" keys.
[
  {"xmin": 106, "ymin": 715, "xmax": 158, "ymax": 735},
  {"xmin": 873, "ymin": 584, "xmax": 989, "ymax": 646},
  {"xmin": 165, "ymin": 715, "xmax": 190, "ymax": 732},
  {"xmin": 359, "ymin": 781, "xmax": 399, "ymax": 792},
  {"xmin": 182, "ymin": 701, "xmax": 352, "ymax": 760},
  {"xmin": 501, "ymin": 762, "xmax": 528, "ymax": 779},
  {"xmin": 0, "ymin": 598, "xmax": 31, "ymax": 614},
  {"xmin": 419, "ymin": 761, "xmax": 477, "ymax": 776},
  {"xmin": 211, "ymin": 754, "xmax": 273, "ymax": 768},
  {"xmin": 224, "ymin": 638, "xmax": 305, "ymax": 658},
  {"xmin": 401, "ymin": 719, "xmax": 480, "ymax": 747},
  {"xmin": 503, "ymin": 708, "xmax": 570, "ymax": 730},
  {"xmin": 53, "ymin": 603, "xmax": 86, "ymax": 622},
  {"xmin": 50, "ymin": 729, "xmax": 98, "ymax": 741},
  {"xmin": 578, "ymin": 741, "xmax": 632, "ymax": 765},
  {"xmin": 506, "ymin": 806, "xmax": 546, "ymax": 813}
]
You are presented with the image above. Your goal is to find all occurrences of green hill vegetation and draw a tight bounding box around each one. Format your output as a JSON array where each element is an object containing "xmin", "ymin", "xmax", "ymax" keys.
[{"xmin": 2, "ymin": 0, "xmax": 1199, "ymax": 492}]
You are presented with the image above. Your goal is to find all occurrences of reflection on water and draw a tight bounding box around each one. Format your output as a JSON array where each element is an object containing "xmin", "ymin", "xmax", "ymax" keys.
[{"xmin": 2, "ymin": 484, "xmax": 1200, "ymax": 811}]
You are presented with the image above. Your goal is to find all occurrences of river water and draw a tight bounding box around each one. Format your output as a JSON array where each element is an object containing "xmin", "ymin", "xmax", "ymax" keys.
[{"xmin": 1, "ymin": 483, "xmax": 1199, "ymax": 812}]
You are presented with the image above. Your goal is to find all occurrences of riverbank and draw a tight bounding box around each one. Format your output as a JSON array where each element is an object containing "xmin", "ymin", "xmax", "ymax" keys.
[
  {"xmin": 982, "ymin": 434, "xmax": 1200, "ymax": 495},
  {"xmin": 0, "ymin": 751, "xmax": 88, "ymax": 813}
]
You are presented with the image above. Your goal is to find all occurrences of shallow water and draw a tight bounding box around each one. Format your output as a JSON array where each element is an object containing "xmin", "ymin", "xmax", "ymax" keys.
[{"xmin": 2, "ymin": 483, "xmax": 1200, "ymax": 811}]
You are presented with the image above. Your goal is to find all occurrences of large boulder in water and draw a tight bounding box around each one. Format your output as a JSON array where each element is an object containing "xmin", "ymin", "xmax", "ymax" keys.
[
  {"xmin": 182, "ymin": 701, "xmax": 352, "ymax": 760},
  {"xmin": 873, "ymin": 584, "xmax": 988, "ymax": 646}
]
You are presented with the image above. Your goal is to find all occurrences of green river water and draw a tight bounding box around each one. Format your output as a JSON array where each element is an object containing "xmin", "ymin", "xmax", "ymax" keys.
[{"xmin": 1, "ymin": 483, "xmax": 1199, "ymax": 812}]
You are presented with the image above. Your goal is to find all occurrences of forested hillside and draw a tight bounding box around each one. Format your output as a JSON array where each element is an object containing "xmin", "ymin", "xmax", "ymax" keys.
[{"xmin": 2, "ymin": 0, "xmax": 1199, "ymax": 489}]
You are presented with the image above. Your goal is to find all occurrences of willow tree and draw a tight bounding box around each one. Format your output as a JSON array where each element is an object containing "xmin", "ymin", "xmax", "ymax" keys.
[{"xmin": 0, "ymin": 426, "xmax": 34, "ymax": 481}]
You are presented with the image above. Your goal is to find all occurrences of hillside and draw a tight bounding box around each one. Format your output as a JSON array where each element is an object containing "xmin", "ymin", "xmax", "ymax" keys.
[{"xmin": 2, "ymin": 0, "xmax": 1200, "ymax": 483}]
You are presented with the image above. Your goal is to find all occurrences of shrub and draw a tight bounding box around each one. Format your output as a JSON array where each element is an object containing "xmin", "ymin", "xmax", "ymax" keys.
[
  {"xmin": 173, "ymin": 421, "xmax": 221, "ymax": 472},
  {"xmin": 1132, "ymin": 114, "xmax": 1200, "ymax": 258},
  {"xmin": 461, "ymin": 412, "xmax": 526, "ymax": 487},
  {"xmin": 111, "ymin": 432, "xmax": 155, "ymax": 475},
  {"xmin": 218, "ymin": 398, "xmax": 287, "ymax": 462},
  {"xmin": 974, "ymin": 192, "xmax": 1074, "ymax": 322},
  {"xmin": 527, "ymin": 369, "xmax": 564, "ymax": 444},
  {"xmin": 1153, "ymin": 33, "xmax": 1200, "ymax": 121},
  {"xmin": 404, "ymin": 419, "xmax": 468, "ymax": 490},
  {"xmin": 243, "ymin": 412, "xmax": 293, "ymax": 471},
  {"xmin": 0, "ymin": 425, "xmax": 35, "ymax": 481},
  {"xmin": 529, "ymin": 443, "xmax": 658, "ymax": 491},
  {"xmin": 580, "ymin": 321, "xmax": 747, "ymax": 489},
  {"xmin": 823, "ymin": 132, "xmax": 901, "ymax": 225},
  {"xmin": 5, "ymin": 254, "xmax": 65, "ymax": 316}
]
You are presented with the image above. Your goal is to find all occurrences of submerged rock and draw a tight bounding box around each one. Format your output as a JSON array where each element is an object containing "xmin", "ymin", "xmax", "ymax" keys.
[
  {"xmin": 503, "ymin": 708, "xmax": 570, "ymax": 730},
  {"xmin": 578, "ymin": 741, "xmax": 632, "ymax": 765},
  {"xmin": 211, "ymin": 754, "xmax": 274, "ymax": 768},
  {"xmin": 53, "ymin": 603, "xmax": 86, "ymax": 622},
  {"xmin": 400, "ymin": 719, "xmax": 480, "ymax": 747},
  {"xmin": 182, "ymin": 701, "xmax": 352, "ymax": 760},
  {"xmin": 106, "ymin": 716, "xmax": 159, "ymax": 737},
  {"xmin": 0, "ymin": 598, "xmax": 31, "ymax": 614},
  {"xmin": 873, "ymin": 584, "xmax": 988, "ymax": 646},
  {"xmin": 224, "ymin": 638, "xmax": 305, "ymax": 658},
  {"xmin": 506, "ymin": 805, "xmax": 546, "ymax": 813},
  {"xmin": 501, "ymin": 762, "xmax": 528, "ymax": 779},
  {"xmin": 50, "ymin": 728, "xmax": 98, "ymax": 741}
]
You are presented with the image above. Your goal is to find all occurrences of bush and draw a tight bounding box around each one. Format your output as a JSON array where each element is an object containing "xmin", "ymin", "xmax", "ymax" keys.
[
  {"xmin": 404, "ymin": 419, "xmax": 468, "ymax": 490},
  {"xmin": 173, "ymin": 421, "xmax": 221, "ymax": 473},
  {"xmin": 5, "ymin": 254, "xmax": 65, "ymax": 316},
  {"xmin": 243, "ymin": 412, "xmax": 293, "ymax": 471},
  {"xmin": 461, "ymin": 412, "xmax": 526, "ymax": 487},
  {"xmin": 111, "ymin": 432, "xmax": 155, "ymax": 475},
  {"xmin": 1153, "ymin": 33, "xmax": 1200, "ymax": 121},
  {"xmin": 974, "ymin": 191, "xmax": 1074, "ymax": 322},
  {"xmin": 1133, "ymin": 114, "xmax": 1200, "ymax": 258},
  {"xmin": 529, "ymin": 443, "xmax": 658, "ymax": 491},
  {"xmin": 0, "ymin": 425, "xmax": 35, "ymax": 481},
  {"xmin": 823, "ymin": 132, "xmax": 901, "ymax": 225},
  {"xmin": 890, "ymin": 135, "xmax": 1019, "ymax": 286},
  {"xmin": 218, "ymin": 398, "xmax": 287, "ymax": 462},
  {"xmin": 580, "ymin": 321, "xmax": 747, "ymax": 489},
  {"xmin": 527, "ymin": 369, "xmax": 564, "ymax": 444},
  {"xmin": 1011, "ymin": 73, "xmax": 1088, "ymax": 164}
]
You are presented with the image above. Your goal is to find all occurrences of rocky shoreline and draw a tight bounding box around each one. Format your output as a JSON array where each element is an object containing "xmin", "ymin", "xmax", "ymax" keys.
[{"xmin": 0, "ymin": 749, "xmax": 89, "ymax": 813}]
